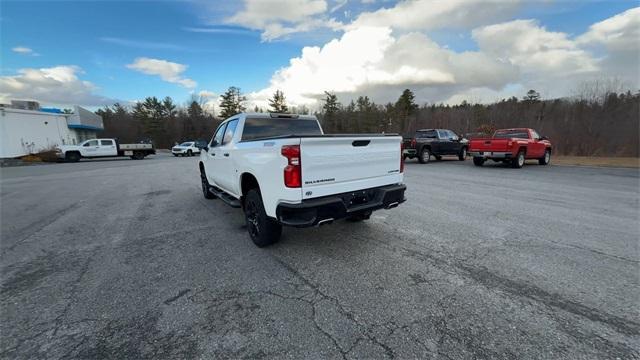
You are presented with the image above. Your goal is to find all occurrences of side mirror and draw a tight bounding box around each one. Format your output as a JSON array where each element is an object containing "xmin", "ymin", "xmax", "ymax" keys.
[{"xmin": 539, "ymin": 136, "xmax": 548, "ymax": 141}]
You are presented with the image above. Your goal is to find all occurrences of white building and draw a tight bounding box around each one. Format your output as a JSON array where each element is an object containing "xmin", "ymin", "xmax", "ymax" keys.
[{"xmin": 0, "ymin": 101, "xmax": 104, "ymax": 158}]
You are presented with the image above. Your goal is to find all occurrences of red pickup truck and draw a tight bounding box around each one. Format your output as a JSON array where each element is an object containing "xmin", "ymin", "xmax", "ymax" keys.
[{"xmin": 468, "ymin": 128, "xmax": 552, "ymax": 168}]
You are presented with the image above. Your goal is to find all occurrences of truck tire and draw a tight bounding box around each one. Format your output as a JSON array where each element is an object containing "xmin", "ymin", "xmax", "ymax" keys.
[
  {"xmin": 244, "ymin": 189, "xmax": 282, "ymax": 247},
  {"xmin": 131, "ymin": 151, "xmax": 144, "ymax": 160},
  {"xmin": 512, "ymin": 150, "xmax": 525, "ymax": 168},
  {"xmin": 418, "ymin": 148, "xmax": 431, "ymax": 164},
  {"xmin": 473, "ymin": 157, "xmax": 484, "ymax": 166},
  {"xmin": 539, "ymin": 149, "xmax": 551, "ymax": 165},
  {"xmin": 187, "ymin": 150, "xmax": 193, "ymax": 157},
  {"xmin": 347, "ymin": 210, "xmax": 372, "ymax": 222},
  {"xmin": 200, "ymin": 168, "xmax": 216, "ymax": 199},
  {"xmin": 458, "ymin": 147, "xmax": 467, "ymax": 161},
  {"xmin": 65, "ymin": 152, "xmax": 80, "ymax": 163}
]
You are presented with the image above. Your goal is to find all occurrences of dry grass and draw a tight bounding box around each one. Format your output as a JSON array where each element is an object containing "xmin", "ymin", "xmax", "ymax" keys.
[{"xmin": 552, "ymin": 156, "xmax": 639, "ymax": 168}]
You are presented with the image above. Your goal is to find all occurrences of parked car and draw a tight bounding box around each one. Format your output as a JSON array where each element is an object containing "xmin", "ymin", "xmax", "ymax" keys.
[
  {"xmin": 199, "ymin": 113, "xmax": 406, "ymax": 247},
  {"xmin": 403, "ymin": 129, "xmax": 469, "ymax": 163},
  {"xmin": 56, "ymin": 138, "xmax": 155, "ymax": 162},
  {"xmin": 172, "ymin": 141, "xmax": 201, "ymax": 156},
  {"xmin": 468, "ymin": 128, "xmax": 552, "ymax": 168}
]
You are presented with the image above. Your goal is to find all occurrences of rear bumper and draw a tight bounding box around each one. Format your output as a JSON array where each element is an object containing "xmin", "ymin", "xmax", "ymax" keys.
[
  {"xmin": 276, "ymin": 183, "xmax": 406, "ymax": 227},
  {"xmin": 403, "ymin": 149, "xmax": 416, "ymax": 156},
  {"xmin": 469, "ymin": 151, "xmax": 512, "ymax": 159}
]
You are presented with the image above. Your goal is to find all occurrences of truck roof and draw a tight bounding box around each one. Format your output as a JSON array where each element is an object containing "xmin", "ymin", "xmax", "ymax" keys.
[{"xmin": 223, "ymin": 112, "xmax": 319, "ymax": 122}]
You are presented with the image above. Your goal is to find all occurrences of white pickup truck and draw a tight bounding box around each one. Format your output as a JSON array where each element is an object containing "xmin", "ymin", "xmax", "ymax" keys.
[
  {"xmin": 199, "ymin": 113, "xmax": 406, "ymax": 247},
  {"xmin": 56, "ymin": 138, "xmax": 155, "ymax": 162}
]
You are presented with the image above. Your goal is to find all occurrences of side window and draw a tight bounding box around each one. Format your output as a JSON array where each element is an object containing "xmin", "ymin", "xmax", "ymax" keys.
[
  {"xmin": 211, "ymin": 123, "xmax": 227, "ymax": 147},
  {"xmin": 84, "ymin": 140, "xmax": 98, "ymax": 147},
  {"xmin": 447, "ymin": 130, "xmax": 458, "ymax": 140},
  {"xmin": 437, "ymin": 130, "xmax": 448, "ymax": 139},
  {"xmin": 100, "ymin": 140, "xmax": 113, "ymax": 146},
  {"xmin": 222, "ymin": 120, "xmax": 238, "ymax": 145},
  {"xmin": 531, "ymin": 130, "xmax": 540, "ymax": 140}
]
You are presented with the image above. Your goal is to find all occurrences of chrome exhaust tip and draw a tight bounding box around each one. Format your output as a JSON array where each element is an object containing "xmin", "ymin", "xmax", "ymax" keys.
[
  {"xmin": 317, "ymin": 218, "xmax": 334, "ymax": 226},
  {"xmin": 385, "ymin": 202, "xmax": 399, "ymax": 209}
]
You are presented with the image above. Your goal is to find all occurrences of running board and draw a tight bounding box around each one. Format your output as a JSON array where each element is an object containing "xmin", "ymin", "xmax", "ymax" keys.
[{"xmin": 209, "ymin": 186, "xmax": 241, "ymax": 208}]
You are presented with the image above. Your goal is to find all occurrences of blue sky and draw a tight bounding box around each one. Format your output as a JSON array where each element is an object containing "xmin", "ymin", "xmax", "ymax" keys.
[{"xmin": 1, "ymin": 0, "xmax": 638, "ymax": 110}]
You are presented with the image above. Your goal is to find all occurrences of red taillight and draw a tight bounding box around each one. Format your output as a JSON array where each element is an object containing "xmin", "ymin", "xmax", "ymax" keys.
[
  {"xmin": 282, "ymin": 145, "xmax": 301, "ymax": 188},
  {"xmin": 400, "ymin": 142, "xmax": 404, "ymax": 173}
]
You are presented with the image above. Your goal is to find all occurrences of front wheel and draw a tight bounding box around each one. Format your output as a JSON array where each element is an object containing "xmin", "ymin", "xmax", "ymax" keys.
[
  {"xmin": 187, "ymin": 150, "xmax": 193, "ymax": 157},
  {"xmin": 458, "ymin": 147, "xmax": 467, "ymax": 161},
  {"xmin": 65, "ymin": 152, "xmax": 80, "ymax": 163},
  {"xmin": 418, "ymin": 148, "xmax": 431, "ymax": 164},
  {"xmin": 200, "ymin": 169, "xmax": 216, "ymax": 199},
  {"xmin": 244, "ymin": 189, "xmax": 282, "ymax": 247},
  {"xmin": 473, "ymin": 157, "xmax": 484, "ymax": 166},
  {"xmin": 512, "ymin": 150, "xmax": 525, "ymax": 168},
  {"xmin": 539, "ymin": 149, "xmax": 551, "ymax": 165}
]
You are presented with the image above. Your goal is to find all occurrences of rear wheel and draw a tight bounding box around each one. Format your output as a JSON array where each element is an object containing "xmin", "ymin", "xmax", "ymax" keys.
[
  {"xmin": 458, "ymin": 147, "xmax": 467, "ymax": 161},
  {"xmin": 131, "ymin": 151, "xmax": 144, "ymax": 160},
  {"xmin": 187, "ymin": 150, "xmax": 193, "ymax": 157},
  {"xmin": 512, "ymin": 150, "xmax": 525, "ymax": 168},
  {"xmin": 539, "ymin": 149, "xmax": 551, "ymax": 165},
  {"xmin": 173, "ymin": 153, "xmax": 178, "ymax": 157},
  {"xmin": 418, "ymin": 148, "xmax": 431, "ymax": 164},
  {"xmin": 244, "ymin": 189, "xmax": 282, "ymax": 247},
  {"xmin": 473, "ymin": 157, "xmax": 484, "ymax": 166}
]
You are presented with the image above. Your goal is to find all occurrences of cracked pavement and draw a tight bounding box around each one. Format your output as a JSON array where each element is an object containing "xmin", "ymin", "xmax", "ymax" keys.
[{"xmin": 1, "ymin": 154, "xmax": 638, "ymax": 359}]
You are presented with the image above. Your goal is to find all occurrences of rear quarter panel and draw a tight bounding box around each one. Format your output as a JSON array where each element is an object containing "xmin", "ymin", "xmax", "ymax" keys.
[{"xmin": 234, "ymin": 138, "xmax": 303, "ymax": 218}]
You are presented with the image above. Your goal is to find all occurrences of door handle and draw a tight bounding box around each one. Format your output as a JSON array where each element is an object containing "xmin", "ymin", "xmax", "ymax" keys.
[{"xmin": 223, "ymin": 153, "xmax": 229, "ymax": 157}]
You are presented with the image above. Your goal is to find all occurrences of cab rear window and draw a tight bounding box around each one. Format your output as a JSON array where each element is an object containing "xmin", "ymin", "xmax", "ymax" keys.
[
  {"xmin": 494, "ymin": 130, "xmax": 529, "ymax": 139},
  {"xmin": 241, "ymin": 118, "xmax": 322, "ymax": 141}
]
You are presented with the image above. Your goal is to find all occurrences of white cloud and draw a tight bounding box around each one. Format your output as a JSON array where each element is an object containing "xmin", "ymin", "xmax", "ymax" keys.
[
  {"xmin": 576, "ymin": 7, "xmax": 640, "ymax": 87},
  {"xmin": 577, "ymin": 7, "xmax": 640, "ymax": 51},
  {"xmin": 0, "ymin": 65, "xmax": 113, "ymax": 106},
  {"xmin": 247, "ymin": 26, "xmax": 518, "ymax": 108},
  {"xmin": 351, "ymin": 0, "xmax": 520, "ymax": 31},
  {"xmin": 198, "ymin": 90, "xmax": 216, "ymax": 98},
  {"xmin": 472, "ymin": 19, "xmax": 597, "ymax": 76},
  {"xmin": 126, "ymin": 57, "xmax": 196, "ymax": 88},
  {"xmin": 226, "ymin": 0, "xmax": 343, "ymax": 40},
  {"xmin": 12, "ymin": 46, "xmax": 39, "ymax": 56}
]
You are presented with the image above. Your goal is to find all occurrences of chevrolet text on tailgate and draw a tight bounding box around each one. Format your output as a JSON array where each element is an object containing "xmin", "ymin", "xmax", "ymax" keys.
[{"xmin": 199, "ymin": 113, "xmax": 406, "ymax": 247}]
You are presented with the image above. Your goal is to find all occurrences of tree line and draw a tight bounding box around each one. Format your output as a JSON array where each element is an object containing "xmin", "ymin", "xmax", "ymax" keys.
[{"xmin": 97, "ymin": 83, "xmax": 639, "ymax": 156}]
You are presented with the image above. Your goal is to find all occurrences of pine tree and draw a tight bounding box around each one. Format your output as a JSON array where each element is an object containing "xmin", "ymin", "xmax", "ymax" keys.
[
  {"xmin": 219, "ymin": 86, "xmax": 246, "ymax": 119},
  {"xmin": 268, "ymin": 90, "xmax": 288, "ymax": 113}
]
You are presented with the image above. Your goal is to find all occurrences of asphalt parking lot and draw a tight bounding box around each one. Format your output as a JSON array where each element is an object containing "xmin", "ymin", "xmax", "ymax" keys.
[{"xmin": 1, "ymin": 153, "xmax": 638, "ymax": 359}]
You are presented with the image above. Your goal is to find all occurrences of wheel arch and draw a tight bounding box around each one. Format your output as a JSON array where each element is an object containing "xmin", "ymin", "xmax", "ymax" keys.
[{"xmin": 240, "ymin": 172, "xmax": 260, "ymax": 197}]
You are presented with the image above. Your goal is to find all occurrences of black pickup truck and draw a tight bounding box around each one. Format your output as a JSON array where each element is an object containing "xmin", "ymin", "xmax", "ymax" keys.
[{"xmin": 403, "ymin": 129, "xmax": 469, "ymax": 164}]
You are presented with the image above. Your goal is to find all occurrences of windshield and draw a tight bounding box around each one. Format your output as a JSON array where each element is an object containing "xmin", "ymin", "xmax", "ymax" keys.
[
  {"xmin": 241, "ymin": 118, "xmax": 322, "ymax": 141},
  {"xmin": 179, "ymin": 142, "xmax": 192, "ymax": 147},
  {"xmin": 493, "ymin": 130, "xmax": 529, "ymax": 139}
]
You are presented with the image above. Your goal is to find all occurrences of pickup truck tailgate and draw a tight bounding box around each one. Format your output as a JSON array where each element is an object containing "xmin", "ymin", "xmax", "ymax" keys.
[
  {"xmin": 469, "ymin": 138, "xmax": 510, "ymax": 152},
  {"xmin": 300, "ymin": 136, "xmax": 402, "ymax": 199}
]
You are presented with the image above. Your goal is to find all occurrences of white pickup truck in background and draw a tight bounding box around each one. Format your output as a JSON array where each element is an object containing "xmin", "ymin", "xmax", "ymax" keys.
[
  {"xmin": 199, "ymin": 113, "xmax": 406, "ymax": 247},
  {"xmin": 57, "ymin": 138, "xmax": 155, "ymax": 162}
]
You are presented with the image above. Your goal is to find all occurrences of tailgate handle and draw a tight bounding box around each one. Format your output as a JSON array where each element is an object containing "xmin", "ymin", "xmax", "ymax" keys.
[{"xmin": 352, "ymin": 140, "xmax": 370, "ymax": 147}]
